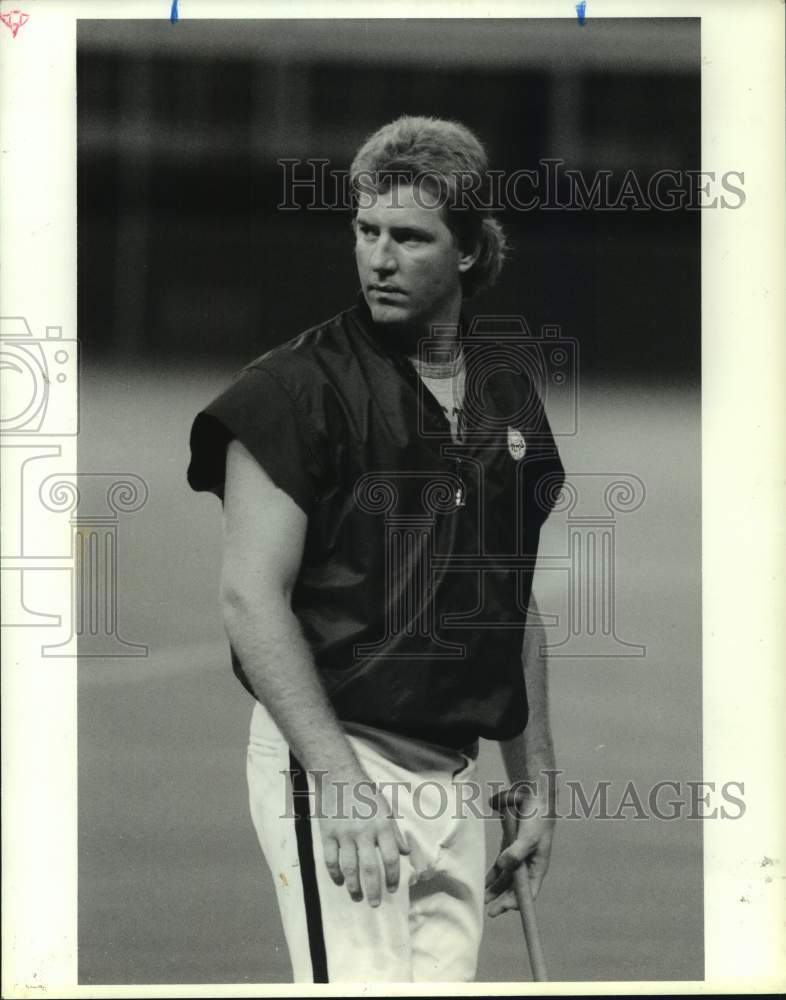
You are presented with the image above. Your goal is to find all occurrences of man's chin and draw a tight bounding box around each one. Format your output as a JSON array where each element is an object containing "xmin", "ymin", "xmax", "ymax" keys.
[
  {"xmin": 366, "ymin": 300, "xmax": 413, "ymax": 326},
  {"xmin": 364, "ymin": 301, "xmax": 424, "ymax": 355}
]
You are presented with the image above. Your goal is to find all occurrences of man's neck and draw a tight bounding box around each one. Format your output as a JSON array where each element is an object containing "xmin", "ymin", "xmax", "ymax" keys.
[
  {"xmin": 358, "ymin": 292, "xmax": 464, "ymax": 361},
  {"xmin": 407, "ymin": 332, "xmax": 461, "ymax": 365},
  {"xmin": 405, "ymin": 301, "xmax": 463, "ymax": 365}
]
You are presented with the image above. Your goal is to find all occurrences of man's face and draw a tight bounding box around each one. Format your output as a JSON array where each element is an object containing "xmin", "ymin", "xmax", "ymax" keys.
[{"xmin": 354, "ymin": 184, "xmax": 477, "ymax": 333}]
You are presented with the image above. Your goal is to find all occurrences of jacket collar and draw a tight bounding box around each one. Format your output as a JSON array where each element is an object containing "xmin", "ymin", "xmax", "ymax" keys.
[{"xmin": 350, "ymin": 292, "xmax": 468, "ymax": 372}]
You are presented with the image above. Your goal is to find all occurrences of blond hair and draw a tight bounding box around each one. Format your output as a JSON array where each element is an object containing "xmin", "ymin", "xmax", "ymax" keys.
[{"xmin": 350, "ymin": 116, "xmax": 508, "ymax": 297}]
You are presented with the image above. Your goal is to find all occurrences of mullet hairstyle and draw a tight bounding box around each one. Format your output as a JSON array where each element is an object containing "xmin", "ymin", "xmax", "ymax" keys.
[{"xmin": 349, "ymin": 116, "xmax": 508, "ymax": 298}]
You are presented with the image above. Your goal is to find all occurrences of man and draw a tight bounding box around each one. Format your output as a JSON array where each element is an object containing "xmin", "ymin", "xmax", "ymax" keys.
[{"xmin": 187, "ymin": 116, "xmax": 564, "ymax": 983}]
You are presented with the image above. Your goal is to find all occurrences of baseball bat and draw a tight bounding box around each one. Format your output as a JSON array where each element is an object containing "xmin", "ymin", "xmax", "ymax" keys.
[{"xmin": 500, "ymin": 810, "xmax": 549, "ymax": 982}]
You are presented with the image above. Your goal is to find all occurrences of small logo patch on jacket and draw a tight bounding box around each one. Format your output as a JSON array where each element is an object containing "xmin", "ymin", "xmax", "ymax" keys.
[{"xmin": 507, "ymin": 427, "xmax": 527, "ymax": 460}]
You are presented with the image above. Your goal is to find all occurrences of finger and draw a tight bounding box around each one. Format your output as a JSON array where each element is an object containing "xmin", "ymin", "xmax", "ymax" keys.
[
  {"xmin": 497, "ymin": 837, "xmax": 537, "ymax": 871},
  {"xmin": 484, "ymin": 860, "xmax": 502, "ymax": 888},
  {"xmin": 391, "ymin": 818, "xmax": 411, "ymax": 856},
  {"xmin": 357, "ymin": 841, "xmax": 383, "ymax": 908},
  {"xmin": 527, "ymin": 852, "xmax": 551, "ymax": 900},
  {"xmin": 377, "ymin": 829, "xmax": 402, "ymax": 893},
  {"xmin": 484, "ymin": 859, "xmax": 512, "ymax": 895},
  {"xmin": 484, "ymin": 869, "xmax": 512, "ymax": 903},
  {"xmin": 323, "ymin": 837, "xmax": 344, "ymax": 886},
  {"xmin": 487, "ymin": 888, "xmax": 517, "ymax": 919},
  {"xmin": 339, "ymin": 839, "xmax": 362, "ymax": 901}
]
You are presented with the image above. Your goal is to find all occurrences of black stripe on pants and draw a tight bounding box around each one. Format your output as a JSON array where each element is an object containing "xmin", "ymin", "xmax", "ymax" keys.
[{"xmin": 288, "ymin": 753, "xmax": 329, "ymax": 983}]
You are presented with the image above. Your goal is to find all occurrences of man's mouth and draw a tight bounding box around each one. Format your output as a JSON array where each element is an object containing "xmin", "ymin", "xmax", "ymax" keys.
[{"xmin": 369, "ymin": 284, "xmax": 406, "ymax": 295}]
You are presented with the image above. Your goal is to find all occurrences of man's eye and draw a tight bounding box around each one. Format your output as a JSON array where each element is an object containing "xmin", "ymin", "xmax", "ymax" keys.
[{"xmin": 357, "ymin": 225, "xmax": 377, "ymax": 239}]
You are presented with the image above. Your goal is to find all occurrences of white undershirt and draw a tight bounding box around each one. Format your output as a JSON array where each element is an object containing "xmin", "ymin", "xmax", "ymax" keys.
[{"xmin": 409, "ymin": 348, "xmax": 466, "ymax": 443}]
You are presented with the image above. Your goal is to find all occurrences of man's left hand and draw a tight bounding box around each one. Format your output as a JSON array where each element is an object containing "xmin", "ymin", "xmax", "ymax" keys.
[{"xmin": 484, "ymin": 811, "xmax": 555, "ymax": 916}]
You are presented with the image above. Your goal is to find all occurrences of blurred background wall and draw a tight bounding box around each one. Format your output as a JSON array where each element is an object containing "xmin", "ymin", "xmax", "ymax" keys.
[{"xmin": 77, "ymin": 18, "xmax": 699, "ymax": 378}]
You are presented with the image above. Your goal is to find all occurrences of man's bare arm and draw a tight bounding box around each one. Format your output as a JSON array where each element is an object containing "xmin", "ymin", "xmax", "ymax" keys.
[
  {"xmin": 486, "ymin": 594, "xmax": 556, "ymax": 911},
  {"xmin": 221, "ymin": 439, "xmax": 362, "ymax": 781},
  {"xmin": 499, "ymin": 593, "xmax": 556, "ymax": 810},
  {"xmin": 220, "ymin": 439, "xmax": 408, "ymax": 906}
]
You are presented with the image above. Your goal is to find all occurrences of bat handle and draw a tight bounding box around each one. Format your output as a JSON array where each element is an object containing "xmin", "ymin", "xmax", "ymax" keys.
[{"xmin": 502, "ymin": 812, "xmax": 549, "ymax": 982}]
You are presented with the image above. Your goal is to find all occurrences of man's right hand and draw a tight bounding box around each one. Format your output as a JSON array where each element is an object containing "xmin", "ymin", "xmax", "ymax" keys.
[{"xmin": 317, "ymin": 777, "xmax": 410, "ymax": 908}]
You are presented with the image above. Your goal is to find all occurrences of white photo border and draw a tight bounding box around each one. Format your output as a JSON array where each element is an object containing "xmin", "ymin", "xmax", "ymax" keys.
[{"xmin": 1, "ymin": 0, "xmax": 784, "ymax": 995}]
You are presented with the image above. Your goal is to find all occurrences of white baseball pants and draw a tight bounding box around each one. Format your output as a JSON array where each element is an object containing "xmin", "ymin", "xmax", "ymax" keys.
[{"xmin": 246, "ymin": 701, "xmax": 486, "ymax": 983}]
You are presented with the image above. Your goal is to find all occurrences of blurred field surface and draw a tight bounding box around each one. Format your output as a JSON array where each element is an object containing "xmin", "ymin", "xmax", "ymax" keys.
[{"xmin": 78, "ymin": 363, "xmax": 702, "ymax": 985}]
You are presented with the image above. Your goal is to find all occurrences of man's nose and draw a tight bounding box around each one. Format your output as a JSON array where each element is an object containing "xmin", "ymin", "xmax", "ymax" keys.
[{"xmin": 369, "ymin": 235, "xmax": 396, "ymax": 272}]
